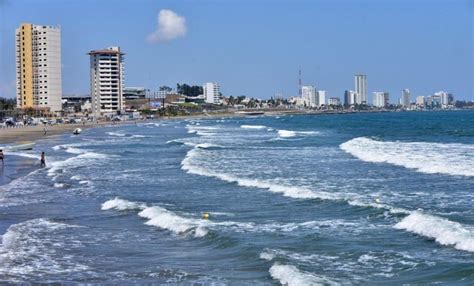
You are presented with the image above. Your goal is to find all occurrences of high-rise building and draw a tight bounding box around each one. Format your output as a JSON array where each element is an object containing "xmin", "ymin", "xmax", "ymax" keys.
[
  {"xmin": 434, "ymin": 91, "xmax": 450, "ymax": 106},
  {"xmin": 301, "ymin": 85, "xmax": 317, "ymax": 107},
  {"xmin": 318, "ymin": 90, "xmax": 326, "ymax": 106},
  {"xmin": 123, "ymin": 87, "xmax": 146, "ymax": 100},
  {"xmin": 344, "ymin": 90, "xmax": 357, "ymax": 106},
  {"xmin": 400, "ymin": 89, "xmax": 411, "ymax": 108},
  {"xmin": 88, "ymin": 46, "xmax": 125, "ymax": 116},
  {"xmin": 354, "ymin": 74, "xmax": 367, "ymax": 104},
  {"xmin": 203, "ymin": 82, "xmax": 220, "ymax": 104},
  {"xmin": 328, "ymin": 97, "xmax": 341, "ymax": 106},
  {"xmin": 373, "ymin": 92, "xmax": 389, "ymax": 108},
  {"xmin": 415, "ymin": 96, "xmax": 426, "ymax": 107},
  {"xmin": 15, "ymin": 23, "xmax": 62, "ymax": 112}
]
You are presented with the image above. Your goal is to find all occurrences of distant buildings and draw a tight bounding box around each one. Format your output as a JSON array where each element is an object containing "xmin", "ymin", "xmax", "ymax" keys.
[
  {"xmin": 354, "ymin": 74, "xmax": 367, "ymax": 104},
  {"xmin": 15, "ymin": 23, "xmax": 62, "ymax": 112},
  {"xmin": 318, "ymin": 90, "xmax": 326, "ymax": 106},
  {"xmin": 328, "ymin": 97, "xmax": 341, "ymax": 106},
  {"xmin": 416, "ymin": 96, "xmax": 425, "ymax": 107},
  {"xmin": 344, "ymin": 90, "xmax": 357, "ymax": 106},
  {"xmin": 373, "ymin": 92, "xmax": 389, "ymax": 108},
  {"xmin": 123, "ymin": 87, "xmax": 146, "ymax": 100},
  {"xmin": 203, "ymin": 82, "xmax": 220, "ymax": 104},
  {"xmin": 88, "ymin": 46, "xmax": 125, "ymax": 116},
  {"xmin": 400, "ymin": 89, "xmax": 411, "ymax": 108},
  {"xmin": 301, "ymin": 85, "xmax": 317, "ymax": 107}
]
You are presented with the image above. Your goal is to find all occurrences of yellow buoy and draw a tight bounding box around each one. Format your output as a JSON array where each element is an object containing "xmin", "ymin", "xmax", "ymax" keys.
[{"xmin": 202, "ymin": 212, "xmax": 210, "ymax": 219}]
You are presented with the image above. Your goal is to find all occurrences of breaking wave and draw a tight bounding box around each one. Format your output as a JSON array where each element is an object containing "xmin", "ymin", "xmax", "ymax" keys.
[
  {"xmin": 278, "ymin": 130, "xmax": 321, "ymax": 138},
  {"xmin": 394, "ymin": 212, "xmax": 474, "ymax": 252},
  {"xmin": 241, "ymin": 125, "xmax": 267, "ymax": 129},
  {"xmin": 269, "ymin": 264, "xmax": 339, "ymax": 286},
  {"xmin": 0, "ymin": 219, "xmax": 88, "ymax": 281},
  {"xmin": 340, "ymin": 137, "xmax": 474, "ymax": 177}
]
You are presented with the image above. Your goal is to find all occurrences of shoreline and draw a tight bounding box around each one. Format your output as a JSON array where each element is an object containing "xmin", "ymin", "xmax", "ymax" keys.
[{"xmin": 0, "ymin": 108, "xmax": 469, "ymax": 145}]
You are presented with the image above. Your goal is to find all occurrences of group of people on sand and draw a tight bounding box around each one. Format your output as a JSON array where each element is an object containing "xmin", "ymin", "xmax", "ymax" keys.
[{"xmin": 0, "ymin": 149, "xmax": 46, "ymax": 167}]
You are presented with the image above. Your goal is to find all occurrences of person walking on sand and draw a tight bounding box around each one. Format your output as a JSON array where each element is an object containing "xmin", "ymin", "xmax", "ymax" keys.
[
  {"xmin": 40, "ymin": 151, "xmax": 46, "ymax": 167},
  {"xmin": 43, "ymin": 126, "xmax": 47, "ymax": 135},
  {"xmin": 0, "ymin": 149, "xmax": 4, "ymax": 165}
]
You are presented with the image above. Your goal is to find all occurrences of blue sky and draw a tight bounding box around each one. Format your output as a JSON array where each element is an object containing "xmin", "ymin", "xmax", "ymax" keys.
[{"xmin": 0, "ymin": 0, "xmax": 472, "ymax": 102}]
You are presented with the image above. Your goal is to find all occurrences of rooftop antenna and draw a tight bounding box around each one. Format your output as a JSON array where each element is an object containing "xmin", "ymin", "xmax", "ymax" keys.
[{"xmin": 298, "ymin": 68, "xmax": 302, "ymax": 96}]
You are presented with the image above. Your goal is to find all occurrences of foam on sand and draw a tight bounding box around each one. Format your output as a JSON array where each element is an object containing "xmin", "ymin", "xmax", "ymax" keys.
[
  {"xmin": 394, "ymin": 211, "xmax": 474, "ymax": 252},
  {"xmin": 340, "ymin": 137, "xmax": 474, "ymax": 177},
  {"xmin": 241, "ymin": 125, "xmax": 267, "ymax": 129},
  {"xmin": 269, "ymin": 264, "xmax": 339, "ymax": 286}
]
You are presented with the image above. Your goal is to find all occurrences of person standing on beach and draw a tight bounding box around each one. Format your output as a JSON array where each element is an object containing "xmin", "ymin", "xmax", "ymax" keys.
[
  {"xmin": 40, "ymin": 152, "xmax": 46, "ymax": 167},
  {"xmin": 43, "ymin": 127, "xmax": 47, "ymax": 135},
  {"xmin": 0, "ymin": 149, "xmax": 4, "ymax": 165}
]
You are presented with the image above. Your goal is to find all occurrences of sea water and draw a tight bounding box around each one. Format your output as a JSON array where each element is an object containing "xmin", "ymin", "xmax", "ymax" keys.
[{"xmin": 0, "ymin": 111, "xmax": 473, "ymax": 284}]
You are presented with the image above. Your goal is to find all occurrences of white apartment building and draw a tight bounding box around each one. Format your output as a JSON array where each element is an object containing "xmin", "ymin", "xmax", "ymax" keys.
[
  {"xmin": 435, "ymin": 91, "xmax": 449, "ymax": 106},
  {"xmin": 318, "ymin": 90, "xmax": 326, "ymax": 106},
  {"xmin": 373, "ymin": 92, "xmax": 389, "ymax": 108},
  {"xmin": 301, "ymin": 85, "xmax": 317, "ymax": 107},
  {"xmin": 15, "ymin": 23, "xmax": 62, "ymax": 112},
  {"xmin": 400, "ymin": 89, "xmax": 411, "ymax": 108},
  {"xmin": 344, "ymin": 90, "xmax": 357, "ymax": 106},
  {"xmin": 88, "ymin": 47, "xmax": 125, "ymax": 116},
  {"xmin": 416, "ymin": 96, "xmax": 426, "ymax": 106},
  {"xmin": 354, "ymin": 74, "xmax": 367, "ymax": 104},
  {"xmin": 328, "ymin": 97, "xmax": 341, "ymax": 106},
  {"xmin": 203, "ymin": 82, "xmax": 220, "ymax": 104}
]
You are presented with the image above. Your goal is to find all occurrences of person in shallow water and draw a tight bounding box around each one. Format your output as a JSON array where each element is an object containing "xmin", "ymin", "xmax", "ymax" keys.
[
  {"xmin": 0, "ymin": 149, "xmax": 4, "ymax": 165},
  {"xmin": 40, "ymin": 151, "xmax": 46, "ymax": 167}
]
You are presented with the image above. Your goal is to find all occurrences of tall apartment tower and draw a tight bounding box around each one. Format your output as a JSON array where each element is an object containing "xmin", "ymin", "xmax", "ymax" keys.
[
  {"xmin": 88, "ymin": 47, "xmax": 125, "ymax": 116},
  {"xmin": 400, "ymin": 89, "xmax": 411, "ymax": 108},
  {"xmin": 15, "ymin": 23, "xmax": 62, "ymax": 112},
  {"xmin": 203, "ymin": 82, "xmax": 220, "ymax": 104},
  {"xmin": 354, "ymin": 74, "xmax": 367, "ymax": 104}
]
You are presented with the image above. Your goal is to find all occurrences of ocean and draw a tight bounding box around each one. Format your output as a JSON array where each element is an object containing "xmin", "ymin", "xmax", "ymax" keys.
[{"xmin": 1, "ymin": 110, "xmax": 473, "ymax": 285}]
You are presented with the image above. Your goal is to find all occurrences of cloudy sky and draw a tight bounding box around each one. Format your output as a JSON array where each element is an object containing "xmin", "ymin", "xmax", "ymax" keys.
[{"xmin": 0, "ymin": 0, "xmax": 472, "ymax": 102}]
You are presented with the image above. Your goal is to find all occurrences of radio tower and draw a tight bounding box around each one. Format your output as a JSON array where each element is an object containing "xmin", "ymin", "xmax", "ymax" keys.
[{"xmin": 298, "ymin": 69, "xmax": 302, "ymax": 96}]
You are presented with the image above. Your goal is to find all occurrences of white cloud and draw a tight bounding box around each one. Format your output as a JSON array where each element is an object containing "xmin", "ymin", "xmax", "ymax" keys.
[{"xmin": 147, "ymin": 9, "xmax": 187, "ymax": 43}]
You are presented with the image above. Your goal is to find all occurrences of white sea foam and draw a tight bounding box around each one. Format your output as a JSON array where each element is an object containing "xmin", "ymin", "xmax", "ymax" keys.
[
  {"xmin": 53, "ymin": 183, "xmax": 65, "ymax": 188},
  {"xmin": 278, "ymin": 130, "xmax": 321, "ymax": 138},
  {"xmin": 138, "ymin": 206, "xmax": 209, "ymax": 237},
  {"xmin": 241, "ymin": 125, "xmax": 266, "ymax": 129},
  {"xmin": 181, "ymin": 148, "xmax": 338, "ymax": 201},
  {"xmin": 269, "ymin": 264, "xmax": 339, "ymax": 286},
  {"xmin": 107, "ymin": 131, "xmax": 127, "ymax": 137},
  {"xmin": 278, "ymin": 130, "xmax": 296, "ymax": 138},
  {"xmin": 394, "ymin": 212, "xmax": 474, "ymax": 252},
  {"xmin": 48, "ymin": 152, "xmax": 109, "ymax": 177},
  {"xmin": 340, "ymin": 137, "xmax": 474, "ymax": 177},
  {"xmin": 102, "ymin": 198, "xmax": 209, "ymax": 238},
  {"xmin": 101, "ymin": 197, "xmax": 146, "ymax": 211},
  {"xmin": 0, "ymin": 219, "xmax": 88, "ymax": 279}
]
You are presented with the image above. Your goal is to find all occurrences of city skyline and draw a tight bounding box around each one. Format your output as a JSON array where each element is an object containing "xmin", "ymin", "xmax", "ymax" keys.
[{"xmin": 0, "ymin": 0, "xmax": 472, "ymax": 102}]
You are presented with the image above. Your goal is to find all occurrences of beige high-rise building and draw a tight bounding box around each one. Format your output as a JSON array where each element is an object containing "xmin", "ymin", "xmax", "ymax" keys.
[{"xmin": 15, "ymin": 23, "xmax": 62, "ymax": 112}]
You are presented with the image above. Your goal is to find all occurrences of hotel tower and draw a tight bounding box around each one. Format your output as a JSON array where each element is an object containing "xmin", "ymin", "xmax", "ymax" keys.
[
  {"xmin": 15, "ymin": 23, "xmax": 62, "ymax": 112},
  {"xmin": 88, "ymin": 47, "xmax": 125, "ymax": 116}
]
